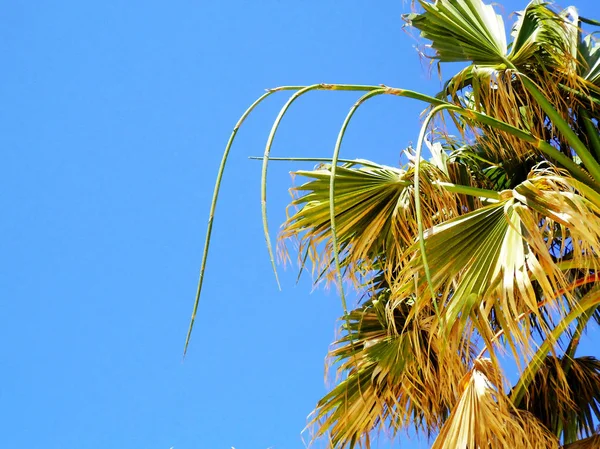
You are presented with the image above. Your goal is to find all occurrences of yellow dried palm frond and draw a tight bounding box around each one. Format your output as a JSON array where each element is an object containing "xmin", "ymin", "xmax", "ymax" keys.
[{"xmin": 432, "ymin": 359, "xmax": 559, "ymax": 449}]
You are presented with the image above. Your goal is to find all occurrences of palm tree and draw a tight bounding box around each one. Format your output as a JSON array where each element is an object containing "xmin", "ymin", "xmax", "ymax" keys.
[{"xmin": 188, "ymin": 1, "xmax": 600, "ymax": 448}]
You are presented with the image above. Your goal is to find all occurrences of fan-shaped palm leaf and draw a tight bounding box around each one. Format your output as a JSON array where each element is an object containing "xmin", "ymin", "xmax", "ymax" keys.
[
  {"xmin": 280, "ymin": 159, "xmax": 472, "ymax": 286},
  {"xmin": 431, "ymin": 359, "xmax": 559, "ymax": 449},
  {"xmin": 405, "ymin": 0, "xmax": 507, "ymax": 65},
  {"xmin": 393, "ymin": 172, "xmax": 600, "ymax": 361}
]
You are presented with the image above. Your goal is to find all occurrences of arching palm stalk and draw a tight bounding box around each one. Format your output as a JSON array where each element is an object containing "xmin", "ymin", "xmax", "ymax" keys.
[{"xmin": 188, "ymin": 1, "xmax": 600, "ymax": 448}]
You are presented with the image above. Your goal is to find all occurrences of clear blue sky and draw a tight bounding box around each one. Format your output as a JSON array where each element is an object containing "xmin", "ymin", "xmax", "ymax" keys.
[{"xmin": 2, "ymin": 1, "xmax": 600, "ymax": 449}]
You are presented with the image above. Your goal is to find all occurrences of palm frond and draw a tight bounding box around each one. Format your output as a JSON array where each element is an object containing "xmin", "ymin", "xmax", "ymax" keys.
[
  {"xmin": 509, "ymin": 0, "xmax": 577, "ymax": 69},
  {"xmin": 279, "ymin": 159, "xmax": 466, "ymax": 286},
  {"xmin": 514, "ymin": 356, "xmax": 600, "ymax": 444},
  {"xmin": 311, "ymin": 296, "xmax": 473, "ymax": 448},
  {"xmin": 405, "ymin": 0, "xmax": 507, "ymax": 65},
  {"xmin": 394, "ymin": 170, "xmax": 600, "ymax": 362},
  {"xmin": 431, "ymin": 359, "xmax": 559, "ymax": 449},
  {"xmin": 193, "ymin": 1, "xmax": 600, "ymax": 447},
  {"xmin": 580, "ymin": 34, "xmax": 600, "ymax": 85}
]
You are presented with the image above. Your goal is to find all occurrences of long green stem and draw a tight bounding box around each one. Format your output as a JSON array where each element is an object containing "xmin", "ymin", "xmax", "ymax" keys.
[
  {"xmin": 456, "ymin": 106, "xmax": 600, "ymax": 190},
  {"xmin": 580, "ymin": 16, "xmax": 600, "ymax": 27},
  {"xmin": 329, "ymin": 89, "xmax": 387, "ymax": 318},
  {"xmin": 559, "ymin": 83, "xmax": 600, "ymax": 108},
  {"xmin": 260, "ymin": 84, "xmax": 387, "ymax": 292},
  {"xmin": 184, "ymin": 86, "xmax": 305, "ymax": 356},
  {"xmin": 414, "ymin": 104, "xmax": 454, "ymax": 320},
  {"xmin": 433, "ymin": 181, "xmax": 501, "ymax": 200},
  {"xmin": 249, "ymin": 156, "xmax": 382, "ymax": 168},
  {"xmin": 262, "ymin": 86, "xmax": 320, "ymax": 289},
  {"xmin": 328, "ymin": 89, "xmax": 388, "ymax": 406}
]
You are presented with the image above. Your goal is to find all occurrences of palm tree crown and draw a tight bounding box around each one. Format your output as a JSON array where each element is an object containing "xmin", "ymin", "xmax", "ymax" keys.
[{"xmin": 189, "ymin": 1, "xmax": 600, "ymax": 447}]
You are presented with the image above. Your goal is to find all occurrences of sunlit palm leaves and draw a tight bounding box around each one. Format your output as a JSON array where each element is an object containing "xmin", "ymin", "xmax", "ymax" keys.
[
  {"xmin": 405, "ymin": 0, "xmax": 507, "ymax": 64},
  {"xmin": 431, "ymin": 359, "xmax": 559, "ymax": 449},
  {"xmin": 311, "ymin": 296, "xmax": 473, "ymax": 448},
  {"xmin": 393, "ymin": 171, "xmax": 600, "ymax": 347},
  {"xmin": 580, "ymin": 34, "xmax": 600, "ymax": 84},
  {"xmin": 279, "ymin": 159, "xmax": 463, "ymax": 285},
  {"xmin": 191, "ymin": 0, "xmax": 600, "ymax": 448},
  {"xmin": 509, "ymin": 0, "xmax": 578, "ymax": 69}
]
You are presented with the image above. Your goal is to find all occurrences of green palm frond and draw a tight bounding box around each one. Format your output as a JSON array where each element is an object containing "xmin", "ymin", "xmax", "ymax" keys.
[
  {"xmin": 279, "ymin": 159, "xmax": 466, "ymax": 286},
  {"xmin": 509, "ymin": 0, "xmax": 577, "ymax": 68},
  {"xmin": 410, "ymin": 0, "xmax": 600, "ymax": 183},
  {"xmin": 405, "ymin": 0, "xmax": 507, "ymax": 65}
]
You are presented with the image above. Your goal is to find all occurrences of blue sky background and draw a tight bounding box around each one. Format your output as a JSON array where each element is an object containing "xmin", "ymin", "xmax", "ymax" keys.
[{"xmin": 2, "ymin": 1, "xmax": 600, "ymax": 449}]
